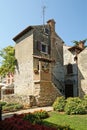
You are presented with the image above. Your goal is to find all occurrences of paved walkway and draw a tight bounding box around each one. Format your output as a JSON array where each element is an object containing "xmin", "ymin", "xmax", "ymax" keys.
[{"xmin": 2, "ymin": 106, "xmax": 53, "ymax": 120}]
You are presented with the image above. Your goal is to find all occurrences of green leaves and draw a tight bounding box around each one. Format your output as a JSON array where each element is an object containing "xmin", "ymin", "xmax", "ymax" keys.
[
  {"xmin": 72, "ymin": 39, "xmax": 87, "ymax": 45},
  {"xmin": 0, "ymin": 45, "xmax": 16, "ymax": 76}
]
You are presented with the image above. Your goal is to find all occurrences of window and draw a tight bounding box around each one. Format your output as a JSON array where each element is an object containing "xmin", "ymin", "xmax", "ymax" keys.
[
  {"xmin": 67, "ymin": 64, "xmax": 73, "ymax": 74},
  {"xmin": 42, "ymin": 44, "xmax": 46, "ymax": 52},
  {"xmin": 44, "ymin": 28, "xmax": 49, "ymax": 35},
  {"xmin": 41, "ymin": 43, "xmax": 48, "ymax": 54},
  {"xmin": 37, "ymin": 41, "xmax": 49, "ymax": 54}
]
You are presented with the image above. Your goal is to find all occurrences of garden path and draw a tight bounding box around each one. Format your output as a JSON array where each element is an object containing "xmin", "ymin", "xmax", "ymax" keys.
[{"xmin": 2, "ymin": 106, "xmax": 53, "ymax": 120}]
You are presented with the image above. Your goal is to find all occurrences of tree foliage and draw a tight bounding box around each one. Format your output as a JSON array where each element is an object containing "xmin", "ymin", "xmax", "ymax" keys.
[
  {"xmin": 0, "ymin": 46, "xmax": 16, "ymax": 76},
  {"xmin": 72, "ymin": 39, "xmax": 87, "ymax": 45}
]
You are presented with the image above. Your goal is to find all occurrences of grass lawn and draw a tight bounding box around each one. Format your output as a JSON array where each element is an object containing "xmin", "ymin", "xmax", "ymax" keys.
[{"xmin": 43, "ymin": 111, "xmax": 87, "ymax": 130}]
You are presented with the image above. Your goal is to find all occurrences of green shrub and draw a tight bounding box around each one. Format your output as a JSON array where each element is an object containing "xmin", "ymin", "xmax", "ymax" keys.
[
  {"xmin": 3, "ymin": 105, "xmax": 16, "ymax": 111},
  {"xmin": 4, "ymin": 103, "xmax": 18, "ymax": 107},
  {"xmin": 84, "ymin": 95, "xmax": 87, "ymax": 99},
  {"xmin": 81, "ymin": 96, "xmax": 87, "ymax": 113},
  {"xmin": 53, "ymin": 96, "xmax": 66, "ymax": 112},
  {"xmin": 64, "ymin": 97, "xmax": 87, "ymax": 115},
  {"xmin": 23, "ymin": 110, "xmax": 49, "ymax": 124},
  {"xmin": 14, "ymin": 104, "xmax": 23, "ymax": 110},
  {"xmin": 0, "ymin": 101, "xmax": 7, "ymax": 106},
  {"xmin": 23, "ymin": 112, "xmax": 42, "ymax": 124},
  {"xmin": 2, "ymin": 103, "xmax": 23, "ymax": 112},
  {"xmin": 33, "ymin": 110, "xmax": 49, "ymax": 119}
]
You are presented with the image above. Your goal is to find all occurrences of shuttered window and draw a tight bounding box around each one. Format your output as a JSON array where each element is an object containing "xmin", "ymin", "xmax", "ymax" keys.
[
  {"xmin": 37, "ymin": 41, "xmax": 49, "ymax": 54},
  {"xmin": 37, "ymin": 41, "xmax": 41, "ymax": 51}
]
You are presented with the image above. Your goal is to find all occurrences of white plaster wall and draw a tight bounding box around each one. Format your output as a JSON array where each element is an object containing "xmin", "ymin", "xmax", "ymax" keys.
[
  {"xmin": 14, "ymin": 34, "xmax": 34, "ymax": 95},
  {"xmin": 78, "ymin": 48, "xmax": 87, "ymax": 97},
  {"xmin": 63, "ymin": 45, "xmax": 78, "ymax": 96}
]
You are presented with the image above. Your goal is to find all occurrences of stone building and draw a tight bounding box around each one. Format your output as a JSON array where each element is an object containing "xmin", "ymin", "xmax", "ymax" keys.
[
  {"xmin": 63, "ymin": 40, "xmax": 87, "ymax": 98},
  {"xmin": 2, "ymin": 19, "xmax": 87, "ymax": 106},
  {"xmin": 12, "ymin": 19, "xmax": 64, "ymax": 106}
]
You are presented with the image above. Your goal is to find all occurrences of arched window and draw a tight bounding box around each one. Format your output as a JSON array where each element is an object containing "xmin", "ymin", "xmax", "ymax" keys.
[{"xmin": 67, "ymin": 64, "xmax": 73, "ymax": 74}]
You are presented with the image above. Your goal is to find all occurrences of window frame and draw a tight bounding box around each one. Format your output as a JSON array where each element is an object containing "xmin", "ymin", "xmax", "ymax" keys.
[{"xmin": 41, "ymin": 42, "xmax": 48, "ymax": 54}]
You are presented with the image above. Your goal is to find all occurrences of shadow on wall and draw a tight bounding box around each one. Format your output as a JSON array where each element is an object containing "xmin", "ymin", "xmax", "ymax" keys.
[
  {"xmin": 78, "ymin": 68, "xmax": 85, "ymax": 97},
  {"xmin": 64, "ymin": 63, "xmax": 85, "ymax": 98},
  {"xmin": 15, "ymin": 59, "xmax": 20, "ymax": 74}
]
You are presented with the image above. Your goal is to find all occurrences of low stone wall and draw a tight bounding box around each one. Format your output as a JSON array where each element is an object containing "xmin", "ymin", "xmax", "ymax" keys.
[{"xmin": 2, "ymin": 94, "xmax": 36, "ymax": 107}]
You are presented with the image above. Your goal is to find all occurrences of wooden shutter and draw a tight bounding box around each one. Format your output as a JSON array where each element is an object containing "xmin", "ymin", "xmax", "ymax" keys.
[{"xmin": 37, "ymin": 41, "xmax": 41, "ymax": 51}]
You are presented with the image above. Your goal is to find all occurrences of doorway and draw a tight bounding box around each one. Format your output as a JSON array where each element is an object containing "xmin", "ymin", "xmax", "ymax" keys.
[{"xmin": 65, "ymin": 84, "xmax": 73, "ymax": 98}]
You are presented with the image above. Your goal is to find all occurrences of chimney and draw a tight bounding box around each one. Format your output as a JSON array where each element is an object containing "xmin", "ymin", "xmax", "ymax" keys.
[
  {"xmin": 78, "ymin": 41, "xmax": 84, "ymax": 49},
  {"xmin": 47, "ymin": 19, "xmax": 56, "ymax": 32}
]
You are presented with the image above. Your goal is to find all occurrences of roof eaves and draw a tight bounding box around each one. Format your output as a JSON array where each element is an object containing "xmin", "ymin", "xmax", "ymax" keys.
[
  {"xmin": 68, "ymin": 46, "xmax": 83, "ymax": 51},
  {"xmin": 13, "ymin": 26, "xmax": 33, "ymax": 41}
]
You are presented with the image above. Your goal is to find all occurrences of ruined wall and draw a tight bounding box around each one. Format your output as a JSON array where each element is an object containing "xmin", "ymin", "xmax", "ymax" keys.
[
  {"xmin": 78, "ymin": 48, "xmax": 87, "ymax": 97},
  {"xmin": 14, "ymin": 34, "xmax": 34, "ymax": 95},
  {"xmin": 63, "ymin": 45, "xmax": 78, "ymax": 96}
]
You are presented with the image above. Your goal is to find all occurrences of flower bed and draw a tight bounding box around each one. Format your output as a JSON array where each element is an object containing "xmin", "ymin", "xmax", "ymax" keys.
[{"xmin": 0, "ymin": 117, "xmax": 57, "ymax": 130}]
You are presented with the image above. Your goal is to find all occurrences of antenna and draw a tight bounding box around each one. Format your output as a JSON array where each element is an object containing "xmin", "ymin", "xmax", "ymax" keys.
[{"xmin": 42, "ymin": 6, "xmax": 46, "ymax": 26}]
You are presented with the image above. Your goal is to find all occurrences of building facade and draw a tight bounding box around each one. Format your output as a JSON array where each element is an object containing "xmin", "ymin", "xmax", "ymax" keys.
[
  {"xmin": 12, "ymin": 19, "xmax": 64, "ymax": 106},
  {"xmin": 63, "ymin": 41, "xmax": 87, "ymax": 98},
  {"xmin": 2, "ymin": 19, "xmax": 87, "ymax": 106}
]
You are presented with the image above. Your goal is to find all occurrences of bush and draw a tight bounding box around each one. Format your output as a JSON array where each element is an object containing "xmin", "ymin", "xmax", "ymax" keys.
[
  {"xmin": 64, "ymin": 97, "xmax": 87, "ymax": 115},
  {"xmin": 2, "ymin": 103, "xmax": 23, "ymax": 112},
  {"xmin": 0, "ymin": 101, "xmax": 7, "ymax": 107},
  {"xmin": 53, "ymin": 96, "xmax": 66, "ymax": 112},
  {"xmin": 23, "ymin": 112, "xmax": 42, "ymax": 124},
  {"xmin": 81, "ymin": 95, "xmax": 87, "ymax": 113},
  {"xmin": 13, "ymin": 104, "xmax": 23, "ymax": 110},
  {"xmin": 15, "ymin": 110, "xmax": 49, "ymax": 125},
  {"xmin": 33, "ymin": 110, "xmax": 49, "ymax": 119},
  {"xmin": 3, "ymin": 105, "xmax": 15, "ymax": 112},
  {"xmin": 84, "ymin": 95, "xmax": 87, "ymax": 99}
]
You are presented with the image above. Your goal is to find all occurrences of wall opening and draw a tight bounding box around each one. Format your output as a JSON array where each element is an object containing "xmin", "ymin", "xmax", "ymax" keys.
[{"xmin": 65, "ymin": 84, "xmax": 73, "ymax": 98}]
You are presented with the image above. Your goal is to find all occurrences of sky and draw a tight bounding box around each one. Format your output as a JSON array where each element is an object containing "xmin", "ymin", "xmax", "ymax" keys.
[{"xmin": 0, "ymin": 0, "xmax": 87, "ymax": 49}]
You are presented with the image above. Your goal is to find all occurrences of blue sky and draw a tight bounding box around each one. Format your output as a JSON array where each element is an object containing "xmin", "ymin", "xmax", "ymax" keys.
[{"xmin": 0, "ymin": 0, "xmax": 87, "ymax": 49}]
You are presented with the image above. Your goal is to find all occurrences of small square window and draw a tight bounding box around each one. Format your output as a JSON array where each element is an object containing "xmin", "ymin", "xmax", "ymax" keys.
[
  {"xmin": 37, "ymin": 41, "xmax": 49, "ymax": 54},
  {"xmin": 42, "ymin": 44, "xmax": 46, "ymax": 52},
  {"xmin": 44, "ymin": 28, "xmax": 49, "ymax": 35},
  {"xmin": 41, "ymin": 42, "xmax": 48, "ymax": 54}
]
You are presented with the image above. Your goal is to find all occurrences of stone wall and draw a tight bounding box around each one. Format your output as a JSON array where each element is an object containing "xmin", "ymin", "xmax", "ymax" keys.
[
  {"xmin": 78, "ymin": 48, "xmax": 87, "ymax": 97},
  {"xmin": 2, "ymin": 94, "xmax": 36, "ymax": 107}
]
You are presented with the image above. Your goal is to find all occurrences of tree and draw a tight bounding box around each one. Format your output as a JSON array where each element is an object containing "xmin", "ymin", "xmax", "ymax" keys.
[
  {"xmin": 72, "ymin": 39, "xmax": 87, "ymax": 45},
  {"xmin": 0, "ymin": 46, "xmax": 16, "ymax": 77}
]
